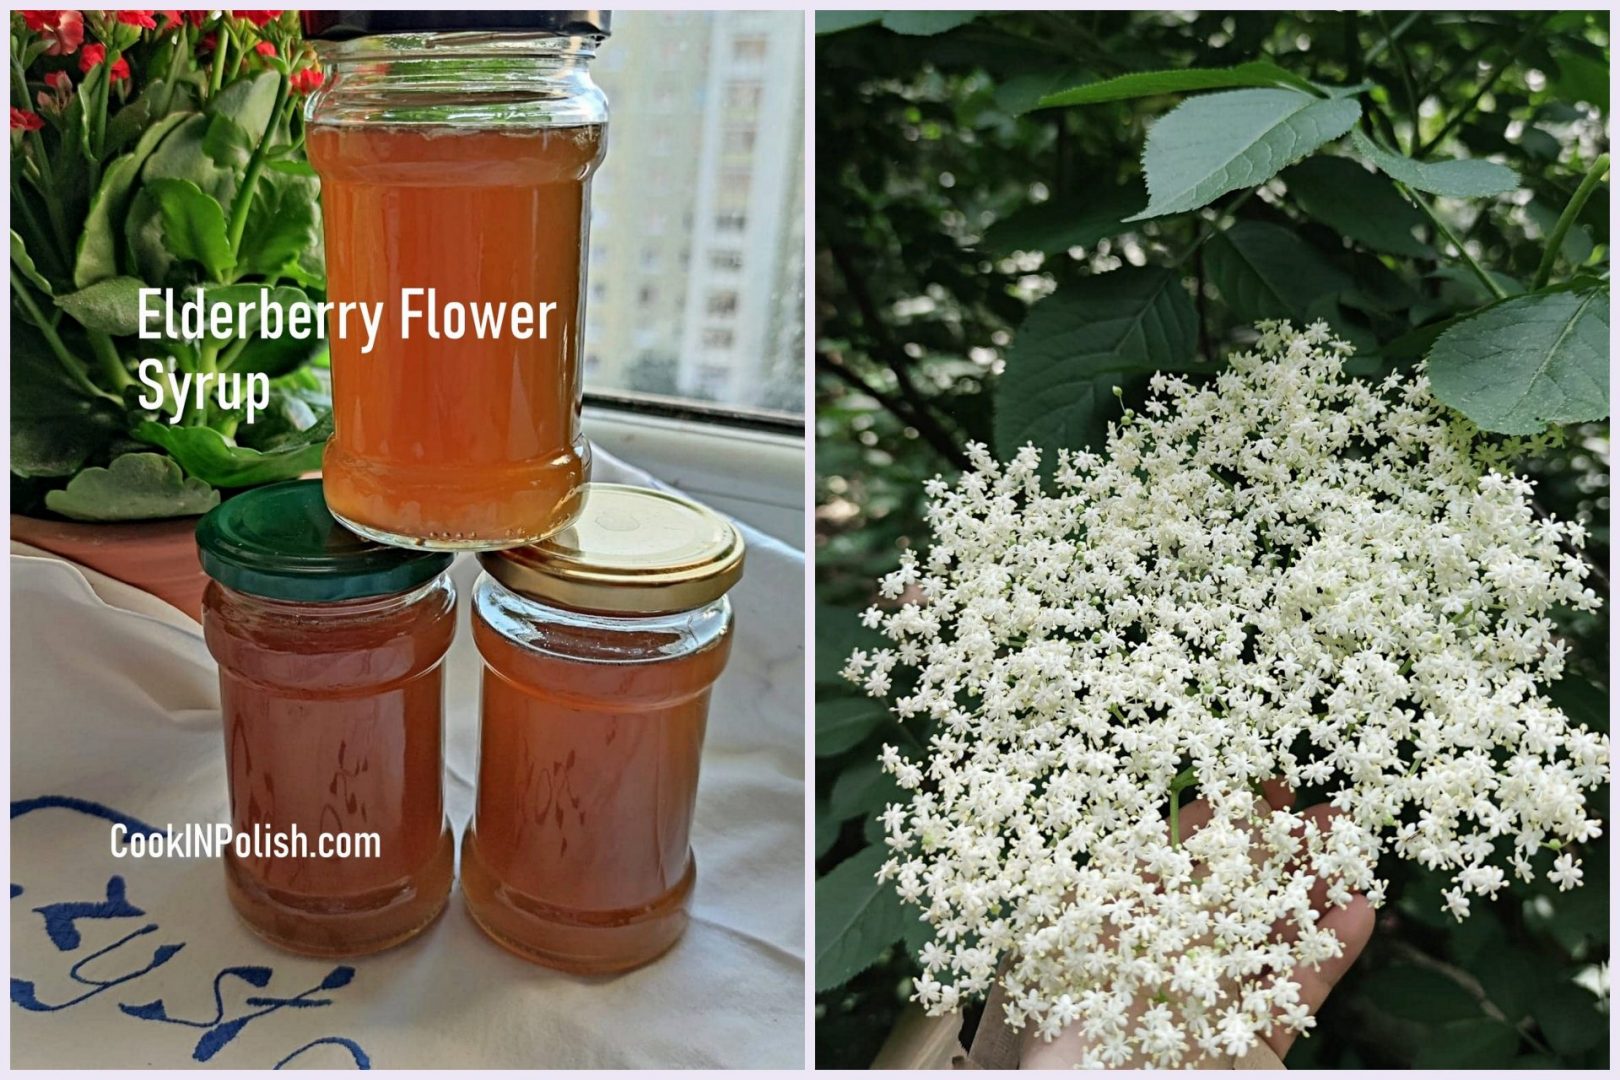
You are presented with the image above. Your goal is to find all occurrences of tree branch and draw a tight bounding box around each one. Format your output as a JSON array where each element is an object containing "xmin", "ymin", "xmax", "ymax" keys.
[{"xmin": 817, "ymin": 351, "xmax": 971, "ymax": 470}]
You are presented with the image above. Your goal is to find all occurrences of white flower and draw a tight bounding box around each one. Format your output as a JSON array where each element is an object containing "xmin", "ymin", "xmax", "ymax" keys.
[
  {"xmin": 1549, "ymin": 852, "xmax": 1584, "ymax": 890},
  {"xmin": 849, "ymin": 321, "xmax": 1608, "ymax": 1068}
]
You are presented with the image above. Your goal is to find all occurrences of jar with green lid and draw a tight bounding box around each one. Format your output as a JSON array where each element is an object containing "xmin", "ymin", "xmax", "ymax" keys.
[
  {"xmin": 196, "ymin": 479, "xmax": 456, "ymax": 957},
  {"xmin": 462, "ymin": 483, "xmax": 745, "ymax": 972}
]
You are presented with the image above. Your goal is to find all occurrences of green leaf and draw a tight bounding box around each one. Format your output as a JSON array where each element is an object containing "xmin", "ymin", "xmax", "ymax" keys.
[
  {"xmin": 880, "ymin": 12, "xmax": 978, "ymax": 36},
  {"xmin": 1283, "ymin": 155, "xmax": 1431, "ymax": 257},
  {"xmin": 53, "ymin": 276, "xmax": 150, "ymax": 336},
  {"xmin": 146, "ymin": 177, "xmax": 236, "ymax": 280},
  {"xmin": 1425, "ymin": 287, "xmax": 1609, "ymax": 434},
  {"xmin": 235, "ymin": 169, "xmax": 323, "ymax": 286},
  {"xmin": 815, "ymin": 603, "xmax": 882, "ymax": 687},
  {"xmin": 1127, "ymin": 89, "xmax": 1361, "ymax": 220},
  {"xmin": 1204, "ymin": 220, "xmax": 1353, "ymax": 322},
  {"xmin": 1552, "ymin": 51, "xmax": 1609, "ymax": 111},
  {"xmin": 11, "ymin": 230, "xmax": 54, "ymax": 295},
  {"xmin": 44, "ymin": 452, "xmax": 220, "ymax": 522},
  {"xmin": 995, "ymin": 266, "xmax": 1199, "ymax": 458},
  {"xmin": 75, "ymin": 154, "xmax": 144, "ymax": 289},
  {"xmin": 814, "ymin": 799, "xmax": 840, "ymax": 859},
  {"xmin": 994, "ymin": 64, "xmax": 1092, "ymax": 117},
  {"xmin": 1036, "ymin": 61, "xmax": 1317, "ymax": 109},
  {"xmin": 815, "ymin": 845, "xmax": 909, "ymax": 992},
  {"xmin": 1470, "ymin": 946, "xmax": 1543, "ymax": 1022},
  {"xmin": 10, "ymin": 320, "xmax": 122, "ymax": 478},
  {"xmin": 142, "ymin": 112, "xmax": 239, "ymax": 208},
  {"xmin": 1360, "ymin": 964, "xmax": 1484, "ymax": 1024},
  {"xmin": 981, "ymin": 179, "xmax": 1144, "ymax": 255},
  {"xmin": 1350, "ymin": 129, "xmax": 1519, "ymax": 198},
  {"xmin": 818, "ymin": 696, "xmax": 890, "ymax": 757},
  {"xmin": 102, "ymin": 93, "xmax": 152, "ymax": 158},
  {"xmin": 1531, "ymin": 982, "xmax": 1606, "ymax": 1056},
  {"xmin": 1411, "ymin": 1020, "xmax": 1520, "ymax": 1067},
  {"xmin": 1546, "ymin": 675, "xmax": 1607, "ymax": 734},
  {"xmin": 829, "ymin": 758, "xmax": 904, "ymax": 822},
  {"xmin": 205, "ymin": 70, "xmax": 281, "ymax": 159},
  {"xmin": 131, "ymin": 414, "xmax": 331, "ymax": 488},
  {"xmin": 814, "ymin": 11, "xmax": 880, "ymax": 35}
]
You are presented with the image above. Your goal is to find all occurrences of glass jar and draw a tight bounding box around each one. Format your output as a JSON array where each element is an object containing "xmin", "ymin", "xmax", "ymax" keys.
[
  {"xmin": 462, "ymin": 483, "xmax": 745, "ymax": 972},
  {"xmin": 302, "ymin": 12, "xmax": 610, "ymax": 550},
  {"xmin": 197, "ymin": 480, "xmax": 456, "ymax": 956}
]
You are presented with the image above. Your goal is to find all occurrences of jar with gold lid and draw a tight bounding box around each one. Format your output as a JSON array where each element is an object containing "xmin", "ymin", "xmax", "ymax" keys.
[{"xmin": 461, "ymin": 483, "xmax": 746, "ymax": 972}]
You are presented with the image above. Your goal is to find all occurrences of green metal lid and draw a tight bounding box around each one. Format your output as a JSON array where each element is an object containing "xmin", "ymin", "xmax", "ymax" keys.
[{"xmin": 195, "ymin": 480, "xmax": 453, "ymax": 602}]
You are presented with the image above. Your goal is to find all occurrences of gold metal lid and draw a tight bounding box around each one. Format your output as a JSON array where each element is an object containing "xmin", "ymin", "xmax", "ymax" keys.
[{"xmin": 478, "ymin": 483, "xmax": 745, "ymax": 615}]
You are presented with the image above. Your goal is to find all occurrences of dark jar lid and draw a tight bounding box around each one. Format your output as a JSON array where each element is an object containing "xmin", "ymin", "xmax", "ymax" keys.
[
  {"xmin": 196, "ymin": 480, "xmax": 453, "ymax": 603},
  {"xmin": 303, "ymin": 11, "xmax": 611, "ymax": 40}
]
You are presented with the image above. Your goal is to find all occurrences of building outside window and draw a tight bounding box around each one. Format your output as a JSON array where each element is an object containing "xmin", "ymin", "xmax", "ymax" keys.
[{"xmin": 585, "ymin": 12, "xmax": 803, "ymax": 418}]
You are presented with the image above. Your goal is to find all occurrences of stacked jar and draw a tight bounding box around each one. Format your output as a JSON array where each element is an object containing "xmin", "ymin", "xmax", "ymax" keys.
[{"xmin": 196, "ymin": 11, "xmax": 744, "ymax": 971}]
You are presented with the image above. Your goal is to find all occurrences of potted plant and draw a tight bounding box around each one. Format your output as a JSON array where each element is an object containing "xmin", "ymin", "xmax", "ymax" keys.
[{"xmin": 10, "ymin": 9, "xmax": 328, "ymax": 616}]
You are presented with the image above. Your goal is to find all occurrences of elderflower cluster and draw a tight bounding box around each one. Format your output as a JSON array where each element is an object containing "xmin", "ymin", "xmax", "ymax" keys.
[{"xmin": 845, "ymin": 321, "xmax": 1607, "ymax": 1068}]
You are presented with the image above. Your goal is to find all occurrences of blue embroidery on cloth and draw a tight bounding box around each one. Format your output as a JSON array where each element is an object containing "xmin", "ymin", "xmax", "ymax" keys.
[{"xmin": 11, "ymin": 795, "xmax": 371, "ymax": 1069}]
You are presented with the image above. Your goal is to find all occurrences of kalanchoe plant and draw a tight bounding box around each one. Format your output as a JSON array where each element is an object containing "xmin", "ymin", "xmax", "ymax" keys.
[{"xmin": 10, "ymin": 10, "xmax": 329, "ymax": 521}]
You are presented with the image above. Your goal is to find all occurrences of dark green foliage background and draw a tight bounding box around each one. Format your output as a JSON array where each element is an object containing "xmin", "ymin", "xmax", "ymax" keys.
[{"xmin": 815, "ymin": 10, "xmax": 1610, "ymax": 1069}]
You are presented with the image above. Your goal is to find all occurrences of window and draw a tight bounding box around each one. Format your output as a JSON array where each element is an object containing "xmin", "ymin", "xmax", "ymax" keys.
[
  {"xmin": 585, "ymin": 12, "xmax": 804, "ymax": 419},
  {"xmin": 725, "ymin": 80, "xmax": 764, "ymax": 112}
]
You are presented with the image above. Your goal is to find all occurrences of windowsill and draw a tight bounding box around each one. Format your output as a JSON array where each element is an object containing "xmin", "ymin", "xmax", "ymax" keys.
[{"xmin": 583, "ymin": 400, "xmax": 805, "ymax": 550}]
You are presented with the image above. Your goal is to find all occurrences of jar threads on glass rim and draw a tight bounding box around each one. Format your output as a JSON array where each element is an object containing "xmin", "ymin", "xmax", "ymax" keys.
[
  {"xmin": 461, "ymin": 483, "xmax": 746, "ymax": 972},
  {"xmin": 197, "ymin": 480, "xmax": 456, "ymax": 957}
]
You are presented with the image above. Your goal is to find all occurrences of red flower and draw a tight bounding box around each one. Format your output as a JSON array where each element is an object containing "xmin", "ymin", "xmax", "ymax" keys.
[
  {"xmin": 289, "ymin": 66, "xmax": 323, "ymax": 93},
  {"xmin": 114, "ymin": 10, "xmax": 157, "ymax": 30},
  {"xmin": 185, "ymin": 10, "xmax": 208, "ymax": 25},
  {"xmin": 24, "ymin": 9, "xmax": 83, "ymax": 55},
  {"xmin": 44, "ymin": 70, "xmax": 71, "ymax": 90},
  {"xmin": 253, "ymin": 40, "xmax": 275, "ymax": 57},
  {"xmin": 78, "ymin": 44, "xmax": 130, "ymax": 82},
  {"xmin": 229, "ymin": 10, "xmax": 281, "ymax": 27},
  {"xmin": 11, "ymin": 107, "xmax": 45, "ymax": 132},
  {"xmin": 197, "ymin": 31, "xmax": 215, "ymax": 51}
]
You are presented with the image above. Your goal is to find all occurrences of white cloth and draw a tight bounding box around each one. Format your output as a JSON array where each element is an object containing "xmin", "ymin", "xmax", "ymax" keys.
[{"xmin": 8, "ymin": 450, "xmax": 805, "ymax": 1069}]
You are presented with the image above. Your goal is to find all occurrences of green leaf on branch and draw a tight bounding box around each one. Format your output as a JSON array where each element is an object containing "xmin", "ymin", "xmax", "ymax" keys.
[
  {"xmin": 1283, "ymin": 155, "xmax": 1431, "ymax": 257},
  {"xmin": 131, "ymin": 414, "xmax": 331, "ymax": 488},
  {"xmin": 815, "ymin": 844, "xmax": 909, "ymax": 992},
  {"xmin": 1204, "ymin": 220, "xmax": 1353, "ymax": 322},
  {"xmin": 1425, "ymin": 287, "xmax": 1609, "ymax": 434},
  {"xmin": 981, "ymin": 179, "xmax": 1144, "ymax": 255},
  {"xmin": 815, "ymin": 603, "xmax": 882, "ymax": 687},
  {"xmin": 1531, "ymin": 982, "xmax": 1606, "ymax": 1056},
  {"xmin": 147, "ymin": 177, "xmax": 236, "ymax": 280},
  {"xmin": 814, "ymin": 12, "xmax": 880, "ymax": 35},
  {"xmin": 815, "ymin": 799, "xmax": 840, "ymax": 859},
  {"xmin": 1036, "ymin": 61, "xmax": 1317, "ymax": 109},
  {"xmin": 818, "ymin": 696, "xmax": 890, "ymax": 757},
  {"xmin": 880, "ymin": 12, "xmax": 978, "ymax": 36},
  {"xmin": 11, "ymin": 230, "xmax": 54, "ymax": 295},
  {"xmin": 235, "ymin": 169, "xmax": 323, "ymax": 286},
  {"xmin": 995, "ymin": 266, "xmax": 1199, "ymax": 459},
  {"xmin": 1360, "ymin": 964, "xmax": 1484, "ymax": 1024},
  {"xmin": 43, "ymin": 452, "xmax": 220, "ymax": 521},
  {"xmin": 830, "ymin": 758, "xmax": 904, "ymax": 822},
  {"xmin": 1350, "ymin": 129, "xmax": 1520, "ymax": 198},
  {"xmin": 1411, "ymin": 1020, "xmax": 1520, "ymax": 1067},
  {"xmin": 53, "ymin": 276, "xmax": 150, "ymax": 336},
  {"xmin": 1127, "ymin": 89, "xmax": 1360, "ymax": 220}
]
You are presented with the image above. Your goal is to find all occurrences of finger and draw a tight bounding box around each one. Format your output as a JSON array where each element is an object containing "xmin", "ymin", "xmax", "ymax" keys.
[
  {"xmin": 1263, "ymin": 892, "xmax": 1375, "ymax": 1059},
  {"xmin": 1261, "ymin": 778, "xmax": 1295, "ymax": 811}
]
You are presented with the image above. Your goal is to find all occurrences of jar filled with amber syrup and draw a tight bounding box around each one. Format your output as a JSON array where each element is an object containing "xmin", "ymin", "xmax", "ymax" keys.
[
  {"xmin": 302, "ymin": 11, "xmax": 610, "ymax": 549},
  {"xmin": 462, "ymin": 483, "xmax": 746, "ymax": 972},
  {"xmin": 198, "ymin": 480, "xmax": 456, "ymax": 956}
]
